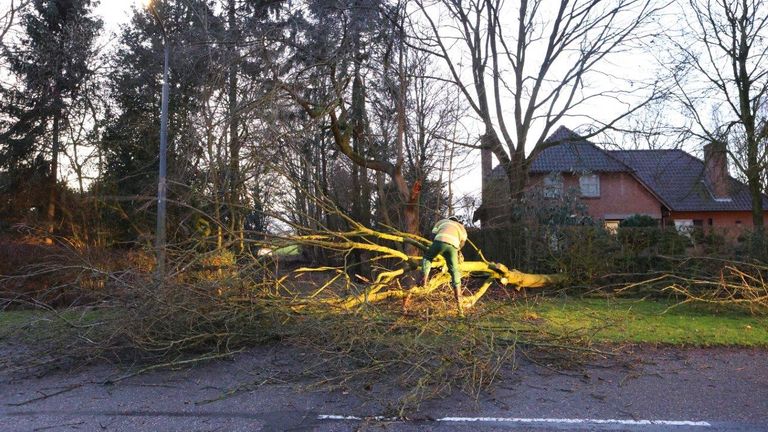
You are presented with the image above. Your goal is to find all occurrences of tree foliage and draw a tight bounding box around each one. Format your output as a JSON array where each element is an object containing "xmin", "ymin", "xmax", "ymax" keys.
[{"xmin": 0, "ymin": 0, "xmax": 101, "ymax": 230}]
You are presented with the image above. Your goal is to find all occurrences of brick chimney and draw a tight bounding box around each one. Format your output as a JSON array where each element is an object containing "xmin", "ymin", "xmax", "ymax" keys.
[{"xmin": 703, "ymin": 141, "xmax": 730, "ymax": 200}]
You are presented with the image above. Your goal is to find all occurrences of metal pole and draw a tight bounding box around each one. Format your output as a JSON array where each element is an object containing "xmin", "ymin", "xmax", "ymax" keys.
[{"xmin": 156, "ymin": 40, "xmax": 169, "ymax": 283}]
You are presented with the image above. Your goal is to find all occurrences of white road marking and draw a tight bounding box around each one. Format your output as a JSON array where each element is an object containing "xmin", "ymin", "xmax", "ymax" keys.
[
  {"xmin": 440, "ymin": 417, "xmax": 711, "ymax": 426},
  {"xmin": 318, "ymin": 414, "xmax": 711, "ymax": 427},
  {"xmin": 319, "ymin": 415, "xmax": 393, "ymax": 421}
]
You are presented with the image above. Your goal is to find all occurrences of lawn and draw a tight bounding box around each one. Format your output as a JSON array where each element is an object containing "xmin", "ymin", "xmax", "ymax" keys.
[
  {"xmin": 480, "ymin": 297, "xmax": 768, "ymax": 347},
  {"xmin": 0, "ymin": 308, "xmax": 114, "ymax": 341},
  {"xmin": 0, "ymin": 309, "xmax": 38, "ymax": 328},
  {"xmin": 2, "ymin": 297, "xmax": 767, "ymax": 347}
]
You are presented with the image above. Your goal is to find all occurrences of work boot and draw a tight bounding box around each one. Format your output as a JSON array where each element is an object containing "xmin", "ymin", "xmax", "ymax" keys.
[
  {"xmin": 453, "ymin": 285, "xmax": 464, "ymax": 317},
  {"xmin": 402, "ymin": 293, "xmax": 413, "ymax": 311}
]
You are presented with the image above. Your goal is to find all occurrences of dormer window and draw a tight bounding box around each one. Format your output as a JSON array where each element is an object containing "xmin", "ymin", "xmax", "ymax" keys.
[
  {"xmin": 543, "ymin": 173, "xmax": 563, "ymax": 199},
  {"xmin": 579, "ymin": 173, "xmax": 600, "ymax": 197}
]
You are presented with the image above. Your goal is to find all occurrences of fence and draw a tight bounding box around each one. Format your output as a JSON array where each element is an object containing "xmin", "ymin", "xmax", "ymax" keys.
[{"xmin": 465, "ymin": 224, "xmax": 752, "ymax": 280}]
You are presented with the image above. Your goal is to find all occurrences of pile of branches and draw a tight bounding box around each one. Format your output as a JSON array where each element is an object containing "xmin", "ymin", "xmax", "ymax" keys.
[{"xmin": 612, "ymin": 256, "xmax": 768, "ymax": 314}]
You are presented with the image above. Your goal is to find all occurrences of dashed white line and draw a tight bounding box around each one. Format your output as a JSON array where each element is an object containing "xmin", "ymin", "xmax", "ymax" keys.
[{"xmin": 317, "ymin": 414, "xmax": 711, "ymax": 427}]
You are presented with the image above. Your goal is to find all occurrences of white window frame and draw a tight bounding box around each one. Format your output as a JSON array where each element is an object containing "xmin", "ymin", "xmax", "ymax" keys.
[{"xmin": 579, "ymin": 174, "xmax": 600, "ymax": 198}]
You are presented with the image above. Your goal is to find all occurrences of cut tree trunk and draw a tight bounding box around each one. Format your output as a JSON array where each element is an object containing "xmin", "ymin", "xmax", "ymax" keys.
[{"xmin": 286, "ymin": 218, "xmax": 565, "ymax": 311}]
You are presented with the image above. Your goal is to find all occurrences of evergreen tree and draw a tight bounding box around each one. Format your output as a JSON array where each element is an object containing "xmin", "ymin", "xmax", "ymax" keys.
[
  {"xmin": 99, "ymin": 0, "xmax": 222, "ymax": 243},
  {"xmin": 0, "ymin": 0, "xmax": 101, "ymax": 233}
]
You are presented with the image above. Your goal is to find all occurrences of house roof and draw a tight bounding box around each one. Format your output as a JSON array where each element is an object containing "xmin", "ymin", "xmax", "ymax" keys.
[
  {"xmin": 489, "ymin": 126, "xmax": 767, "ymax": 213},
  {"xmin": 610, "ymin": 149, "xmax": 768, "ymax": 212},
  {"xmin": 490, "ymin": 126, "xmax": 631, "ymax": 177}
]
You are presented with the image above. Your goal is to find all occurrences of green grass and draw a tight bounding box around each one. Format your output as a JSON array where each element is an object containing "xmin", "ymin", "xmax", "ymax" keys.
[
  {"xmin": 480, "ymin": 297, "xmax": 768, "ymax": 347},
  {"xmin": 3, "ymin": 298, "xmax": 767, "ymax": 347},
  {"xmin": 0, "ymin": 308, "xmax": 114, "ymax": 341},
  {"xmin": 0, "ymin": 310, "xmax": 39, "ymax": 328}
]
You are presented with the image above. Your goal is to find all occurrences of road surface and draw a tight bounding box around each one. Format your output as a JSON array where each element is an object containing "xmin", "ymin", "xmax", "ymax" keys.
[{"xmin": 1, "ymin": 345, "xmax": 766, "ymax": 431}]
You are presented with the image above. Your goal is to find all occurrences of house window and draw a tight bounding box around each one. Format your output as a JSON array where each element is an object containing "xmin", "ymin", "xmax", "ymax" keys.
[
  {"xmin": 604, "ymin": 220, "xmax": 620, "ymax": 234},
  {"xmin": 579, "ymin": 174, "xmax": 600, "ymax": 197},
  {"xmin": 674, "ymin": 219, "xmax": 694, "ymax": 236},
  {"xmin": 543, "ymin": 173, "xmax": 563, "ymax": 199}
]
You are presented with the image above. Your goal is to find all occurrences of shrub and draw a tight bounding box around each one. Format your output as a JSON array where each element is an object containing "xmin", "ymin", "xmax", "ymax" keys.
[{"xmin": 618, "ymin": 214, "xmax": 657, "ymax": 228}]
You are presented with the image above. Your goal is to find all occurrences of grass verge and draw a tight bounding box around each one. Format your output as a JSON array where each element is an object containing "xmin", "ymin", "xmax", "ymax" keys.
[
  {"xmin": 3, "ymin": 297, "xmax": 766, "ymax": 350},
  {"xmin": 479, "ymin": 297, "xmax": 768, "ymax": 347}
]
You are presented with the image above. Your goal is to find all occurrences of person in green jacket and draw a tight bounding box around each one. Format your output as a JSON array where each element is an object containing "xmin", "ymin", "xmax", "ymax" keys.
[{"xmin": 422, "ymin": 215, "xmax": 468, "ymax": 315}]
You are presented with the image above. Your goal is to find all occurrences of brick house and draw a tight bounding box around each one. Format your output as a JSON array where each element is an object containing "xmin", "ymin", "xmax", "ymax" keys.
[{"xmin": 476, "ymin": 126, "xmax": 768, "ymax": 236}]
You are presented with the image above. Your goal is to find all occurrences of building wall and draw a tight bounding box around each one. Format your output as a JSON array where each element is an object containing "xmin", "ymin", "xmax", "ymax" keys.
[
  {"xmin": 479, "ymin": 171, "xmax": 663, "ymax": 226},
  {"xmin": 669, "ymin": 211, "xmax": 768, "ymax": 239},
  {"xmin": 669, "ymin": 211, "xmax": 767, "ymax": 227},
  {"xmin": 529, "ymin": 172, "xmax": 663, "ymax": 220}
]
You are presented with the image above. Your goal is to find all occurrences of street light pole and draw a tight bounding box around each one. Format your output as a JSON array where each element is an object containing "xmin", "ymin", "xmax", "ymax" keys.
[
  {"xmin": 147, "ymin": 0, "xmax": 169, "ymax": 283},
  {"xmin": 156, "ymin": 39, "xmax": 169, "ymax": 282}
]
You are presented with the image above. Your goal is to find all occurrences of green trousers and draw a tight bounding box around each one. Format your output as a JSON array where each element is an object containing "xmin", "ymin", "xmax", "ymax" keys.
[{"xmin": 422, "ymin": 240, "xmax": 461, "ymax": 288}]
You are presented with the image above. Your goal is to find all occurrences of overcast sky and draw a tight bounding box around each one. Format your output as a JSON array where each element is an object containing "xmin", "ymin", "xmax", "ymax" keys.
[{"xmin": 95, "ymin": 0, "xmax": 135, "ymax": 34}]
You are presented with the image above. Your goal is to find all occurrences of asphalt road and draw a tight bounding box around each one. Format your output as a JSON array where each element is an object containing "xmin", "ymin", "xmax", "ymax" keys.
[{"xmin": 1, "ymin": 345, "xmax": 766, "ymax": 431}]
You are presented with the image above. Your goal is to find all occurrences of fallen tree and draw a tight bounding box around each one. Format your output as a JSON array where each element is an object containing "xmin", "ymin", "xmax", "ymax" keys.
[{"xmin": 281, "ymin": 213, "xmax": 566, "ymax": 313}]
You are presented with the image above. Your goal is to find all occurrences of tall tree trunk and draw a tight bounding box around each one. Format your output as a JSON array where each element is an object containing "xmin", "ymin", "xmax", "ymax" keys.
[
  {"xmin": 351, "ymin": 60, "xmax": 364, "ymax": 224},
  {"xmin": 394, "ymin": 30, "xmax": 421, "ymax": 255},
  {"xmin": 319, "ymin": 134, "xmax": 333, "ymax": 232},
  {"xmin": 227, "ymin": 0, "xmax": 242, "ymax": 251},
  {"xmin": 402, "ymin": 180, "xmax": 421, "ymax": 255},
  {"xmin": 510, "ymin": 149, "xmax": 527, "ymax": 199},
  {"xmin": 361, "ymin": 167, "xmax": 372, "ymax": 225},
  {"xmin": 46, "ymin": 111, "xmax": 60, "ymax": 244},
  {"xmin": 349, "ymin": 54, "xmax": 372, "ymax": 275},
  {"xmin": 445, "ymin": 119, "xmax": 458, "ymax": 215},
  {"xmin": 747, "ymin": 145, "xmax": 764, "ymax": 256},
  {"xmin": 376, "ymin": 171, "xmax": 394, "ymax": 228},
  {"xmin": 736, "ymin": 12, "xmax": 764, "ymax": 258}
]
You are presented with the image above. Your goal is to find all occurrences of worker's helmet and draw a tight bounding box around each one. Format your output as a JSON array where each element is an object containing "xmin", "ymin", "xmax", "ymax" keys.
[{"xmin": 448, "ymin": 215, "xmax": 463, "ymax": 224}]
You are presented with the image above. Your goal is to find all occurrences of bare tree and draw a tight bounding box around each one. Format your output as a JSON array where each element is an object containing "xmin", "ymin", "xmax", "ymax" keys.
[
  {"xmin": 664, "ymin": 0, "xmax": 768, "ymax": 251},
  {"xmin": 413, "ymin": 0, "xmax": 667, "ymax": 220},
  {"xmin": 369, "ymin": 43, "xmax": 470, "ymax": 234},
  {"xmin": 282, "ymin": 0, "xmax": 428, "ymax": 245}
]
